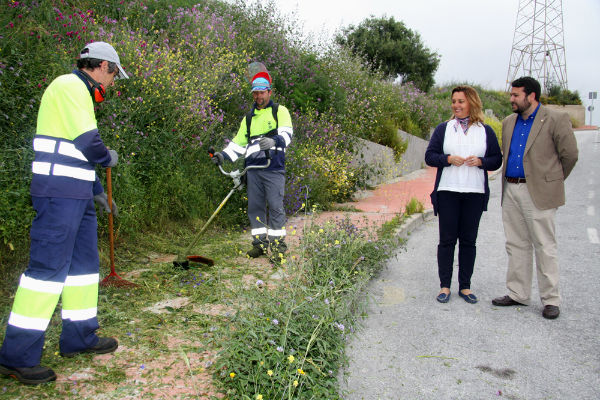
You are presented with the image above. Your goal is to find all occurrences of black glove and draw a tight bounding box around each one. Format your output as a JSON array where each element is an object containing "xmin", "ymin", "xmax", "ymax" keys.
[
  {"xmin": 258, "ymin": 137, "xmax": 275, "ymax": 150},
  {"xmin": 212, "ymin": 152, "xmax": 224, "ymax": 166},
  {"xmin": 94, "ymin": 193, "xmax": 119, "ymax": 217},
  {"xmin": 107, "ymin": 149, "xmax": 118, "ymax": 167}
]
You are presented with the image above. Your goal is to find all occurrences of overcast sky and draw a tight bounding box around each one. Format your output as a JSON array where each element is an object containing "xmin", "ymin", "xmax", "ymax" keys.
[{"xmin": 261, "ymin": 0, "xmax": 600, "ymax": 125}]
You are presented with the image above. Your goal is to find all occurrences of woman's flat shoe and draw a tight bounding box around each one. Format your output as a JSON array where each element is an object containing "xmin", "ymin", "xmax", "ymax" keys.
[
  {"xmin": 436, "ymin": 292, "xmax": 450, "ymax": 303},
  {"xmin": 459, "ymin": 292, "xmax": 478, "ymax": 304}
]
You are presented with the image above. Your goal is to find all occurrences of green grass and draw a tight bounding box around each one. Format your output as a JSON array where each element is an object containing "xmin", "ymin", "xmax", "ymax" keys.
[
  {"xmin": 405, "ymin": 197, "xmax": 425, "ymax": 215},
  {"xmin": 0, "ymin": 211, "xmax": 404, "ymax": 399}
]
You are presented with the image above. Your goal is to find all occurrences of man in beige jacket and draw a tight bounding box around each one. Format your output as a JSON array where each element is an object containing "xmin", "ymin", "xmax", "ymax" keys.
[{"xmin": 492, "ymin": 76, "xmax": 578, "ymax": 319}]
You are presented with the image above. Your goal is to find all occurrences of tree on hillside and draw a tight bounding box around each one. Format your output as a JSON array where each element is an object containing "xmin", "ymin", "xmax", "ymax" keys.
[{"xmin": 336, "ymin": 16, "xmax": 440, "ymax": 91}]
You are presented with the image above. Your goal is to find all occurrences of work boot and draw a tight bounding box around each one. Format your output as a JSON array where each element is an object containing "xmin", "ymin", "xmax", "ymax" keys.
[
  {"xmin": 0, "ymin": 364, "xmax": 56, "ymax": 385},
  {"xmin": 269, "ymin": 252, "xmax": 285, "ymax": 265},
  {"xmin": 60, "ymin": 336, "xmax": 118, "ymax": 358},
  {"xmin": 269, "ymin": 240, "xmax": 288, "ymax": 265},
  {"xmin": 270, "ymin": 240, "xmax": 287, "ymax": 254},
  {"xmin": 246, "ymin": 245, "xmax": 265, "ymax": 258}
]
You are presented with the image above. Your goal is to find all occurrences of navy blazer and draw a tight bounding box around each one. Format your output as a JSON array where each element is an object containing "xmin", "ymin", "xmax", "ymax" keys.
[{"xmin": 425, "ymin": 121, "xmax": 503, "ymax": 216}]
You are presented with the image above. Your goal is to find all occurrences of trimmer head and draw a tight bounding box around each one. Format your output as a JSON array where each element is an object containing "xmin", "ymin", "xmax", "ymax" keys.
[
  {"xmin": 173, "ymin": 255, "xmax": 214, "ymax": 270},
  {"xmin": 187, "ymin": 255, "xmax": 215, "ymax": 265}
]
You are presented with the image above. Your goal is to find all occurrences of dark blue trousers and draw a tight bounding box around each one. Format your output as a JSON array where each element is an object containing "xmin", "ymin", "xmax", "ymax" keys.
[
  {"xmin": 0, "ymin": 197, "xmax": 100, "ymax": 367},
  {"xmin": 436, "ymin": 191, "xmax": 485, "ymax": 291},
  {"xmin": 246, "ymin": 169, "xmax": 286, "ymax": 247}
]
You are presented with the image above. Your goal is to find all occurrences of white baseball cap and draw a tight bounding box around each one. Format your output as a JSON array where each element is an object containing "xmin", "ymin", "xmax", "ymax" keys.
[{"xmin": 79, "ymin": 41, "xmax": 129, "ymax": 79}]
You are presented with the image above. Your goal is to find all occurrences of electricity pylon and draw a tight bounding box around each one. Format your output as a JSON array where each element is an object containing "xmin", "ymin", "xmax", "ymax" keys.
[{"xmin": 506, "ymin": 0, "xmax": 568, "ymax": 93}]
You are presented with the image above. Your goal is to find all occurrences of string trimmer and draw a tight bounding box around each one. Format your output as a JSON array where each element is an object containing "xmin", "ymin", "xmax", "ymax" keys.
[{"xmin": 173, "ymin": 148, "xmax": 271, "ymax": 269}]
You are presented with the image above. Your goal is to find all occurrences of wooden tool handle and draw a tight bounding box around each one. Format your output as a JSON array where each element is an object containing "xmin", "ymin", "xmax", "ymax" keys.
[{"xmin": 106, "ymin": 167, "xmax": 116, "ymax": 273}]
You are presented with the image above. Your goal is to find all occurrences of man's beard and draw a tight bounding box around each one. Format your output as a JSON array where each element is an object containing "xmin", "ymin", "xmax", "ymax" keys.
[{"xmin": 512, "ymin": 98, "xmax": 531, "ymax": 114}]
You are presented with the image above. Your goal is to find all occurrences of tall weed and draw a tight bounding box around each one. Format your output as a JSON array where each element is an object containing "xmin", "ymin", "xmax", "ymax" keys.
[{"xmin": 215, "ymin": 216, "xmax": 401, "ymax": 398}]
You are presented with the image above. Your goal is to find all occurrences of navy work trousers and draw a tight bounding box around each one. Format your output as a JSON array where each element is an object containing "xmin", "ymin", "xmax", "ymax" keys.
[
  {"xmin": 436, "ymin": 190, "xmax": 485, "ymax": 291},
  {"xmin": 0, "ymin": 197, "xmax": 100, "ymax": 367},
  {"xmin": 246, "ymin": 169, "xmax": 286, "ymax": 248}
]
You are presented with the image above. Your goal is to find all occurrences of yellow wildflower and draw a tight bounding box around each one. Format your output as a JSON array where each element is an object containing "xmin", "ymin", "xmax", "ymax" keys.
[
  {"xmin": 293, "ymin": 380, "xmax": 298, "ymax": 387},
  {"xmin": 229, "ymin": 372, "xmax": 235, "ymax": 379},
  {"xmin": 297, "ymin": 368, "xmax": 305, "ymax": 375},
  {"xmin": 267, "ymin": 369, "xmax": 273, "ymax": 376},
  {"xmin": 288, "ymin": 355, "xmax": 295, "ymax": 363}
]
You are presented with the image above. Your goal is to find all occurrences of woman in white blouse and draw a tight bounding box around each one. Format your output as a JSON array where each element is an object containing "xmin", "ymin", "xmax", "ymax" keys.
[{"xmin": 425, "ymin": 86, "xmax": 502, "ymax": 304}]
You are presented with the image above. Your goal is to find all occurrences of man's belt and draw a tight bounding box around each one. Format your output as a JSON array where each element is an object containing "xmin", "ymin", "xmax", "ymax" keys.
[{"xmin": 506, "ymin": 176, "xmax": 526, "ymax": 183}]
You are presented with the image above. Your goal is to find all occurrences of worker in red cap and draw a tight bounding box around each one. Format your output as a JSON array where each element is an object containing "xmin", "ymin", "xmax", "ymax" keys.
[{"xmin": 212, "ymin": 65, "xmax": 293, "ymax": 263}]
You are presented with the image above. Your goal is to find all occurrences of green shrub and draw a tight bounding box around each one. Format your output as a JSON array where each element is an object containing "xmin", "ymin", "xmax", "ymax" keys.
[
  {"xmin": 478, "ymin": 89, "xmax": 513, "ymax": 119},
  {"xmin": 286, "ymin": 140, "xmax": 357, "ymax": 209},
  {"xmin": 484, "ymin": 115, "xmax": 503, "ymax": 147},
  {"xmin": 372, "ymin": 119, "xmax": 408, "ymax": 161},
  {"xmin": 541, "ymin": 85, "xmax": 582, "ymax": 106},
  {"xmin": 0, "ymin": 148, "xmax": 34, "ymax": 265}
]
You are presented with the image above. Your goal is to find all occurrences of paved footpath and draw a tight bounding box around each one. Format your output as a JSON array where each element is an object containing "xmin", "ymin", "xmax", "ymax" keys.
[
  {"xmin": 337, "ymin": 129, "xmax": 600, "ymax": 400},
  {"xmin": 287, "ymin": 167, "xmax": 436, "ymax": 237}
]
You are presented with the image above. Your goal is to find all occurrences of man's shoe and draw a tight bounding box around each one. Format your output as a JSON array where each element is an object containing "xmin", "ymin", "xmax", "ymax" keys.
[
  {"xmin": 492, "ymin": 295, "xmax": 525, "ymax": 307},
  {"xmin": 246, "ymin": 245, "xmax": 265, "ymax": 258},
  {"xmin": 542, "ymin": 305, "xmax": 560, "ymax": 319},
  {"xmin": 60, "ymin": 337, "xmax": 118, "ymax": 358},
  {"xmin": 0, "ymin": 364, "xmax": 56, "ymax": 385}
]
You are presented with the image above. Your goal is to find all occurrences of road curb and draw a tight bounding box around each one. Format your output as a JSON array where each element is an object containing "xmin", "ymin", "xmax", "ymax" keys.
[
  {"xmin": 392, "ymin": 168, "xmax": 503, "ymax": 240},
  {"xmin": 394, "ymin": 208, "xmax": 434, "ymax": 239}
]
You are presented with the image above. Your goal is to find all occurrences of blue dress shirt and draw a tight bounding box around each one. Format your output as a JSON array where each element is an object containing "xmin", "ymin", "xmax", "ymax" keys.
[{"xmin": 505, "ymin": 103, "xmax": 540, "ymax": 178}]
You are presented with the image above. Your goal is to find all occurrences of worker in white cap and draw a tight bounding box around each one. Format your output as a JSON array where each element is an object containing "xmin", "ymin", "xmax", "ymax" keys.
[{"xmin": 0, "ymin": 41, "xmax": 128, "ymax": 385}]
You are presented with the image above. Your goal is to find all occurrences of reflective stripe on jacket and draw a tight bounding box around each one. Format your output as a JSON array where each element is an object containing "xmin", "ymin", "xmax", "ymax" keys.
[
  {"xmin": 222, "ymin": 101, "xmax": 293, "ymax": 170},
  {"xmin": 31, "ymin": 72, "xmax": 112, "ymax": 199}
]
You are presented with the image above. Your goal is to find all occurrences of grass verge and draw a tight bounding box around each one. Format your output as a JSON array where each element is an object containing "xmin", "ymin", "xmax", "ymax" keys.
[{"xmin": 0, "ymin": 211, "xmax": 404, "ymax": 399}]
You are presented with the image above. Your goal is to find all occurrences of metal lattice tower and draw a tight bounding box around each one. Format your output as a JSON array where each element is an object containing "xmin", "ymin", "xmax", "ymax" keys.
[{"xmin": 506, "ymin": 0, "xmax": 568, "ymax": 93}]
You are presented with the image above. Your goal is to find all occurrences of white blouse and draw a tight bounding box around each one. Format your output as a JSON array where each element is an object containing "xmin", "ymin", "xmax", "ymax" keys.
[{"xmin": 438, "ymin": 121, "xmax": 486, "ymax": 193}]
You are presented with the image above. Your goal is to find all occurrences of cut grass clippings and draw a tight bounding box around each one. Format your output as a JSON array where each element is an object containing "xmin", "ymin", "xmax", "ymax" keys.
[{"xmin": 0, "ymin": 212, "xmax": 404, "ymax": 399}]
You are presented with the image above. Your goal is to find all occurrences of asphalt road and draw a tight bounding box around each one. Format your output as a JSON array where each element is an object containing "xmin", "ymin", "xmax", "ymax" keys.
[{"xmin": 341, "ymin": 130, "xmax": 600, "ymax": 400}]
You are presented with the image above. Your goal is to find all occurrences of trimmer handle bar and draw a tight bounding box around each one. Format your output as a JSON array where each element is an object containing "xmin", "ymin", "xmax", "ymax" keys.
[{"xmin": 208, "ymin": 146, "xmax": 271, "ymax": 190}]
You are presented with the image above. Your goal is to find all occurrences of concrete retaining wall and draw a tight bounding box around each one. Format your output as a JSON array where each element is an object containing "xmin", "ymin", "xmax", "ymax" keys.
[
  {"xmin": 351, "ymin": 130, "xmax": 429, "ymax": 187},
  {"xmin": 398, "ymin": 130, "xmax": 429, "ymax": 173},
  {"xmin": 545, "ymin": 104, "xmax": 585, "ymax": 126}
]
